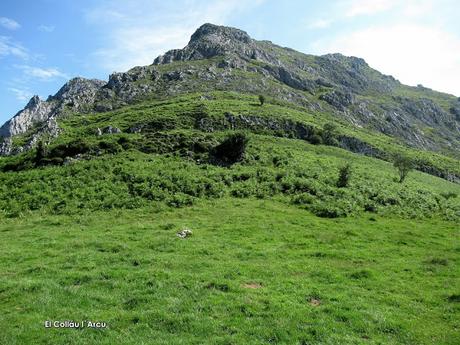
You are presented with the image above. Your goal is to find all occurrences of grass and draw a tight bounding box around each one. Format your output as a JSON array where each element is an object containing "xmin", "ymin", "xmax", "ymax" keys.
[
  {"xmin": 0, "ymin": 134, "xmax": 458, "ymax": 219},
  {"xmin": 0, "ymin": 198, "xmax": 458, "ymax": 344},
  {"xmin": 1, "ymin": 86, "xmax": 459, "ymax": 344}
]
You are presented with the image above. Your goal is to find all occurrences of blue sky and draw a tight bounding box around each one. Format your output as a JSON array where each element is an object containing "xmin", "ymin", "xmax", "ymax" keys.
[{"xmin": 1, "ymin": 0, "xmax": 459, "ymax": 124}]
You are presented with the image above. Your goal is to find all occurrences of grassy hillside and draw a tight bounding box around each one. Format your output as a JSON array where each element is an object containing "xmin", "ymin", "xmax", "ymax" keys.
[
  {"xmin": 0, "ymin": 129, "xmax": 459, "ymax": 220},
  {"xmin": 1, "ymin": 198, "xmax": 459, "ymax": 344},
  {"xmin": 0, "ymin": 90, "xmax": 459, "ymax": 344}
]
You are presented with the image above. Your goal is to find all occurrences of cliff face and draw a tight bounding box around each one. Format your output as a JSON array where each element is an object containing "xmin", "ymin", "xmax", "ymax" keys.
[{"xmin": 1, "ymin": 23, "xmax": 459, "ymax": 156}]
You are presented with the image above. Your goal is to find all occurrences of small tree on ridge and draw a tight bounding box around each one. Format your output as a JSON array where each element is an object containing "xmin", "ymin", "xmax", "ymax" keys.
[{"xmin": 393, "ymin": 154, "xmax": 413, "ymax": 183}]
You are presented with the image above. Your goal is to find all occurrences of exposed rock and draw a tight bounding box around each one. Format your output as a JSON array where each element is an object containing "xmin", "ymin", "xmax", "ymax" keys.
[
  {"xmin": 399, "ymin": 97, "xmax": 450, "ymax": 126},
  {"xmin": 0, "ymin": 77, "xmax": 106, "ymax": 156},
  {"xmin": 102, "ymin": 126, "xmax": 121, "ymax": 134},
  {"xmin": 217, "ymin": 56, "xmax": 246, "ymax": 69},
  {"xmin": 127, "ymin": 125, "xmax": 143, "ymax": 133},
  {"xmin": 263, "ymin": 65, "xmax": 316, "ymax": 93},
  {"xmin": 99, "ymin": 67, "xmax": 158, "ymax": 104},
  {"xmin": 0, "ymin": 137, "xmax": 13, "ymax": 156},
  {"xmin": 49, "ymin": 77, "xmax": 105, "ymax": 111},
  {"xmin": 450, "ymin": 106, "xmax": 460, "ymax": 121},
  {"xmin": 196, "ymin": 112, "xmax": 314, "ymax": 140},
  {"xmin": 338, "ymin": 135, "xmax": 386, "ymax": 159},
  {"xmin": 0, "ymin": 96, "xmax": 56, "ymax": 137},
  {"xmin": 319, "ymin": 90, "xmax": 355, "ymax": 111},
  {"xmin": 177, "ymin": 229, "xmax": 192, "ymax": 238},
  {"xmin": 153, "ymin": 23, "xmax": 280, "ymax": 66},
  {"xmin": 163, "ymin": 71, "xmax": 184, "ymax": 81},
  {"xmin": 317, "ymin": 53, "xmax": 397, "ymax": 93}
]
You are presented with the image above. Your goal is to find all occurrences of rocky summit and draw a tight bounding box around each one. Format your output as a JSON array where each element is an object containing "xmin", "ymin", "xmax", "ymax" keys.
[{"xmin": 0, "ymin": 23, "xmax": 459, "ymax": 158}]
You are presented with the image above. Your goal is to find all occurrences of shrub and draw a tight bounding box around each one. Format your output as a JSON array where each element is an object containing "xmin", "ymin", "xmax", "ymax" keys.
[
  {"xmin": 48, "ymin": 139, "xmax": 92, "ymax": 159},
  {"xmin": 98, "ymin": 140, "xmax": 122, "ymax": 154},
  {"xmin": 258, "ymin": 95, "xmax": 265, "ymax": 106},
  {"xmin": 212, "ymin": 133, "xmax": 249, "ymax": 165},
  {"xmin": 364, "ymin": 202, "xmax": 378, "ymax": 212},
  {"xmin": 393, "ymin": 154, "xmax": 413, "ymax": 183},
  {"xmin": 312, "ymin": 204, "xmax": 346, "ymax": 218},
  {"xmin": 309, "ymin": 134, "xmax": 323, "ymax": 145},
  {"xmin": 441, "ymin": 191, "xmax": 458, "ymax": 199},
  {"xmin": 117, "ymin": 136, "xmax": 133, "ymax": 150},
  {"xmin": 34, "ymin": 141, "xmax": 46, "ymax": 167},
  {"xmin": 311, "ymin": 198, "xmax": 356, "ymax": 218},
  {"xmin": 292, "ymin": 193, "xmax": 315, "ymax": 206},
  {"xmin": 322, "ymin": 123, "xmax": 339, "ymax": 146},
  {"xmin": 336, "ymin": 163, "xmax": 352, "ymax": 188},
  {"xmin": 167, "ymin": 193, "xmax": 195, "ymax": 208}
]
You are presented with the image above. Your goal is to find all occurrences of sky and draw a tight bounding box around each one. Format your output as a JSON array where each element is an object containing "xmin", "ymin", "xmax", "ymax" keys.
[{"xmin": 1, "ymin": 0, "xmax": 459, "ymax": 124}]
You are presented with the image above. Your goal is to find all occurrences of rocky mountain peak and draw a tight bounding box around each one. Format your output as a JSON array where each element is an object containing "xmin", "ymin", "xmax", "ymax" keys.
[
  {"xmin": 26, "ymin": 95, "xmax": 42, "ymax": 108},
  {"xmin": 47, "ymin": 77, "xmax": 106, "ymax": 111},
  {"xmin": 49, "ymin": 77, "xmax": 105, "ymax": 104},
  {"xmin": 189, "ymin": 23, "xmax": 252, "ymax": 44},
  {"xmin": 153, "ymin": 23, "xmax": 268, "ymax": 65}
]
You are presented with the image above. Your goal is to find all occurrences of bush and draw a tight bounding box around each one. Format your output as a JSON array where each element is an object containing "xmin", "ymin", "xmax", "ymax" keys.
[
  {"xmin": 309, "ymin": 134, "xmax": 323, "ymax": 145},
  {"xmin": 98, "ymin": 140, "xmax": 122, "ymax": 154},
  {"xmin": 258, "ymin": 95, "xmax": 265, "ymax": 106},
  {"xmin": 48, "ymin": 139, "xmax": 92, "ymax": 159},
  {"xmin": 336, "ymin": 164, "xmax": 352, "ymax": 188},
  {"xmin": 292, "ymin": 193, "xmax": 315, "ymax": 206},
  {"xmin": 166, "ymin": 193, "xmax": 195, "ymax": 208},
  {"xmin": 441, "ymin": 191, "xmax": 457, "ymax": 200},
  {"xmin": 117, "ymin": 136, "xmax": 133, "ymax": 150},
  {"xmin": 311, "ymin": 198, "xmax": 357, "ymax": 218},
  {"xmin": 212, "ymin": 133, "xmax": 249, "ymax": 165}
]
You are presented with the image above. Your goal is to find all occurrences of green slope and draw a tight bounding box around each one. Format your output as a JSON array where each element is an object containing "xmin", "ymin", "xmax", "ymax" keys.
[
  {"xmin": 0, "ymin": 85, "xmax": 459, "ymax": 345},
  {"xmin": 0, "ymin": 199, "xmax": 459, "ymax": 344}
]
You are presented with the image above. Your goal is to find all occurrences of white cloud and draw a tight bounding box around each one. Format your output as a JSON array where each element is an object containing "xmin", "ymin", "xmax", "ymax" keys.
[
  {"xmin": 38, "ymin": 25, "xmax": 55, "ymax": 33},
  {"xmin": 7, "ymin": 87, "xmax": 32, "ymax": 102},
  {"xmin": 0, "ymin": 36, "xmax": 28, "ymax": 59},
  {"xmin": 16, "ymin": 65, "xmax": 69, "ymax": 81},
  {"xmin": 93, "ymin": 26, "xmax": 191, "ymax": 72},
  {"xmin": 86, "ymin": 0, "xmax": 265, "ymax": 72},
  {"xmin": 0, "ymin": 17, "xmax": 20, "ymax": 30},
  {"xmin": 308, "ymin": 19, "xmax": 332, "ymax": 29},
  {"xmin": 345, "ymin": 0, "xmax": 396, "ymax": 17},
  {"xmin": 311, "ymin": 24, "xmax": 460, "ymax": 96}
]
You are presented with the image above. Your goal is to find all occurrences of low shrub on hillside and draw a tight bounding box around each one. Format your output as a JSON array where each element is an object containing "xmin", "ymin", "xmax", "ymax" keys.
[{"xmin": 211, "ymin": 132, "xmax": 249, "ymax": 165}]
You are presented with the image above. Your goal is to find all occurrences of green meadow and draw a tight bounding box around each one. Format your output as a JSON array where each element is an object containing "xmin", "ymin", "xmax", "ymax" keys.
[{"xmin": 0, "ymin": 198, "xmax": 459, "ymax": 344}]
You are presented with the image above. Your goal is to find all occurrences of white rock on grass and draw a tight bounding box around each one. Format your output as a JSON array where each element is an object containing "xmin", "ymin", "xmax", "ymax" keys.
[{"xmin": 177, "ymin": 229, "xmax": 193, "ymax": 238}]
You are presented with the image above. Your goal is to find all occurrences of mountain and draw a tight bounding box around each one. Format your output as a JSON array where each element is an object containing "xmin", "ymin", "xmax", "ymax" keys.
[
  {"xmin": 2, "ymin": 23, "xmax": 460, "ymax": 345},
  {"xmin": 2, "ymin": 23, "xmax": 459, "ymax": 156},
  {"xmin": 0, "ymin": 23, "xmax": 459, "ymax": 181}
]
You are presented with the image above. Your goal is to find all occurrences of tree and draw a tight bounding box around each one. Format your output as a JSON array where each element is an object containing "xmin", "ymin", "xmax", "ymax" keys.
[
  {"xmin": 258, "ymin": 95, "xmax": 265, "ymax": 106},
  {"xmin": 393, "ymin": 154, "xmax": 413, "ymax": 183},
  {"xmin": 322, "ymin": 122, "xmax": 339, "ymax": 146},
  {"xmin": 337, "ymin": 163, "xmax": 352, "ymax": 188},
  {"xmin": 34, "ymin": 141, "xmax": 46, "ymax": 167}
]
